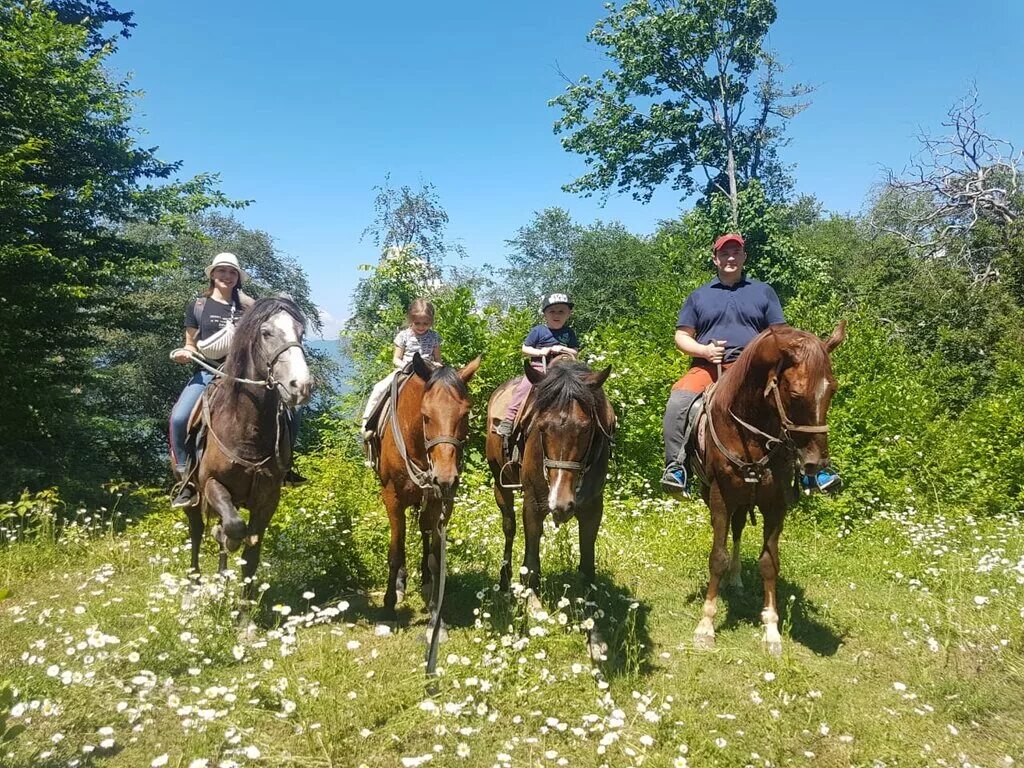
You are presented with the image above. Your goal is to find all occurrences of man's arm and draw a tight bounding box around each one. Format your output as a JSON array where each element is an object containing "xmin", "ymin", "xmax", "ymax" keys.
[{"xmin": 676, "ymin": 327, "xmax": 725, "ymax": 364}]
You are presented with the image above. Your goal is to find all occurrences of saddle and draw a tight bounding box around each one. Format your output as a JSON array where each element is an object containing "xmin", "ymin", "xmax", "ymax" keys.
[
  {"xmin": 363, "ymin": 366, "xmax": 416, "ymax": 475},
  {"xmin": 684, "ymin": 385, "xmax": 715, "ymax": 488}
]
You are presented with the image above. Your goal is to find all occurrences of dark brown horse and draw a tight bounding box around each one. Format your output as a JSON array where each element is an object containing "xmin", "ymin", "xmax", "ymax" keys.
[
  {"xmin": 690, "ymin": 321, "xmax": 846, "ymax": 655},
  {"xmin": 486, "ymin": 360, "xmax": 615, "ymax": 602},
  {"xmin": 376, "ymin": 353, "xmax": 481, "ymax": 639},
  {"xmin": 186, "ymin": 297, "xmax": 312, "ymax": 594}
]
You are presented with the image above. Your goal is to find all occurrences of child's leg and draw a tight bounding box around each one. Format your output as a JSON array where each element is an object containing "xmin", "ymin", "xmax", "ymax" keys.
[
  {"xmin": 362, "ymin": 372, "xmax": 397, "ymax": 431},
  {"xmin": 503, "ymin": 375, "xmax": 535, "ymax": 423}
]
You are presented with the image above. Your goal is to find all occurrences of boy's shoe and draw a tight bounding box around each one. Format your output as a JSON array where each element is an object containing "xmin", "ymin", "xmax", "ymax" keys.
[
  {"xmin": 284, "ymin": 468, "xmax": 307, "ymax": 486},
  {"xmin": 800, "ymin": 468, "xmax": 842, "ymax": 495},
  {"xmin": 660, "ymin": 465, "xmax": 690, "ymax": 498},
  {"xmin": 171, "ymin": 483, "xmax": 197, "ymax": 509},
  {"xmin": 495, "ymin": 419, "xmax": 514, "ymax": 438}
]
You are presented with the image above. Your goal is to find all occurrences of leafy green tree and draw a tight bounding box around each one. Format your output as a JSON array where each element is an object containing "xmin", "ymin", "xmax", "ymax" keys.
[
  {"xmin": 552, "ymin": 0, "xmax": 810, "ymax": 224},
  {"xmin": 361, "ymin": 176, "xmax": 464, "ymax": 267},
  {"xmin": 0, "ymin": 1, "xmax": 235, "ymax": 497},
  {"xmin": 500, "ymin": 207, "xmax": 582, "ymax": 309}
]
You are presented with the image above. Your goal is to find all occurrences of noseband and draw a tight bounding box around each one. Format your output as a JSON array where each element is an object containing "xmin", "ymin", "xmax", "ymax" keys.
[{"xmin": 263, "ymin": 341, "xmax": 306, "ymax": 391}]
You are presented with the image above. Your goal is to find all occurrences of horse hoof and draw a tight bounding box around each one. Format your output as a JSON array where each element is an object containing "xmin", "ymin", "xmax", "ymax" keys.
[
  {"xmin": 588, "ymin": 629, "xmax": 609, "ymax": 662},
  {"xmin": 693, "ymin": 631, "xmax": 716, "ymax": 650},
  {"xmin": 395, "ymin": 590, "xmax": 405, "ymax": 605},
  {"xmin": 424, "ymin": 621, "xmax": 448, "ymax": 645},
  {"xmin": 224, "ymin": 537, "xmax": 243, "ymax": 553},
  {"xmin": 764, "ymin": 639, "xmax": 783, "ymax": 657},
  {"xmin": 374, "ymin": 623, "xmax": 393, "ymax": 637},
  {"xmin": 526, "ymin": 593, "xmax": 544, "ymax": 617},
  {"xmin": 224, "ymin": 519, "xmax": 247, "ymax": 541},
  {"xmin": 211, "ymin": 524, "xmax": 224, "ymax": 544}
]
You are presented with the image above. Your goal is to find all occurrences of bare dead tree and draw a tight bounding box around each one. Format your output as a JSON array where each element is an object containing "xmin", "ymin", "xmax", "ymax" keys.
[{"xmin": 875, "ymin": 90, "xmax": 1021, "ymax": 283}]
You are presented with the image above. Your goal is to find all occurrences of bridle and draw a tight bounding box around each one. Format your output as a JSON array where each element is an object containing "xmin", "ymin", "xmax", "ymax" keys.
[
  {"xmin": 388, "ymin": 371, "xmax": 466, "ymax": 499},
  {"xmin": 707, "ymin": 360, "xmax": 829, "ymax": 483},
  {"xmin": 538, "ymin": 406, "xmax": 614, "ymax": 496}
]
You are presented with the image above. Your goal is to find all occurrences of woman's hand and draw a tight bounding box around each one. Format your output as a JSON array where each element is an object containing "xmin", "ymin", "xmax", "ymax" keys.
[{"xmin": 170, "ymin": 348, "xmax": 196, "ymax": 364}]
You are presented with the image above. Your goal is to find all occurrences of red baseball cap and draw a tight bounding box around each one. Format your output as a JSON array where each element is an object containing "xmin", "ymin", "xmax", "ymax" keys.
[{"xmin": 712, "ymin": 233, "xmax": 745, "ymax": 252}]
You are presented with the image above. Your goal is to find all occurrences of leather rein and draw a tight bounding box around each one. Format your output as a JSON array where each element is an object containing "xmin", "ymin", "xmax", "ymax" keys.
[{"xmin": 706, "ymin": 362, "xmax": 828, "ymax": 484}]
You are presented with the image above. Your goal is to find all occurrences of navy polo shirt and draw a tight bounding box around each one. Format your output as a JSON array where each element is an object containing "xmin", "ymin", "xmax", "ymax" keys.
[{"xmin": 676, "ymin": 276, "xmax": 785, "ymax": 358}]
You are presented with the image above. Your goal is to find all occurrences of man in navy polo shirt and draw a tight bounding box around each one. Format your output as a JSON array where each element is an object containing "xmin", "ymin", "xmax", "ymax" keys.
[{"xmin": 660, "ymin": 233, "xmax": 841, "ymax": 496}]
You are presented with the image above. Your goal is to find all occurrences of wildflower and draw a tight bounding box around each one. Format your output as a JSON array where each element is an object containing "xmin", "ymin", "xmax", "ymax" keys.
[{"xmin": 152, "ymin": 755, "xmax": 169, "ymax": 767}]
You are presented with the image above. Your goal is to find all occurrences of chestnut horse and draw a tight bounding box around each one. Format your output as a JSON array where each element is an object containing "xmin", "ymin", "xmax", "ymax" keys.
[
  {"xmin": 186, "ymin": 297, "xmax": 312, "ymax": 593},
  {"xmin": 690, "ymin": 321, "xmax": 846, "ymax": 655},
  {"xmin": 375, "ymin": 353, "xmax": 481, "ymax": 643},
  {"xmin": 486, "ymin": 360, "xmax": 615, "ymax": 599}
]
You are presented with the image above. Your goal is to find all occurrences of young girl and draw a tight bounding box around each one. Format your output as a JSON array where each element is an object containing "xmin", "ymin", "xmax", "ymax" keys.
[{"xmin": 361, "ymin": 299, "xmax": 442, "ymax": 437}]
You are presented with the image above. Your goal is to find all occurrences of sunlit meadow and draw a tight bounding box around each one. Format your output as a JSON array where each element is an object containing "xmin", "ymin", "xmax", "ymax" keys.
[{"xmin": 2, "ymin": 450, "xmax": 1022, "ymax": 768}]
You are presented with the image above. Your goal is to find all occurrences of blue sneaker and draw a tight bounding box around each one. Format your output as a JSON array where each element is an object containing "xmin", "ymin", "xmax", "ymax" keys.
[
  {"xmin": 801, "ymin": 468, "xmax": 842, "ymax": 495},
  {"xmin": 660, "ymin": 465, "xmax": 690, "ymax": 497}
]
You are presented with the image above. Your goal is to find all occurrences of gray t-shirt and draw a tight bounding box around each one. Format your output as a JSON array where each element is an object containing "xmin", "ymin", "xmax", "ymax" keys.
[{"xmin": 394, "ymin": 328, "xmax": 441, "ymax": 365}]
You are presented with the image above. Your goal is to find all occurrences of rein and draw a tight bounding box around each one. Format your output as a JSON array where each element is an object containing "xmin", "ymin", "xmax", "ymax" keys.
[
  {"xmin": 180, "ymin": 344, "xmax": 304, "ymax": 391},
  {"xmin": 706, "ymin": 364, "xmax": 828, "ymax": 484},
  {"xmin": 387, "ymin": 371, "xmax": 465, "ymax": 495}
]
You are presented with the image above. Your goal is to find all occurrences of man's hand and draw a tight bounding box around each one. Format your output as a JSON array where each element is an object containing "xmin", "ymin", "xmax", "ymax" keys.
[{"xmin": 702, "ymin": 340, "xmax": 726, "ymax": 364}]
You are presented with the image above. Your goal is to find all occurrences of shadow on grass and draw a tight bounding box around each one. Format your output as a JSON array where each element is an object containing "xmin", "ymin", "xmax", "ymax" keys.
[{"xmin": 685, "ymin": 559, "xmax": 845, "ymax": 656}]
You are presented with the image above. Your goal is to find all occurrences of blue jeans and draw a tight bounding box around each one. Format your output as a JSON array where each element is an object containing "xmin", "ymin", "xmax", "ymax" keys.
[
  {"xmin": 169, "ymin": 369, "xmax": 303, "ymax": 475},
  {"xmin": 169, "ymin": 369, "xmax": 215, "ymax": 473}
]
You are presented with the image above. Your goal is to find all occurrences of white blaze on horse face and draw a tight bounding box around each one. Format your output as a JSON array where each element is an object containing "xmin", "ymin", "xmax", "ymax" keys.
[
  {"xmin": 547, "ymin": 469, "xmax": 569, "ymax": 512},
  {"xmin": 815, "ymin": 376, "xmax": 830, "ymax": 423},
  {"xmin": 270, "ymin": 311, "xmax": 312, "ymax": 405}
]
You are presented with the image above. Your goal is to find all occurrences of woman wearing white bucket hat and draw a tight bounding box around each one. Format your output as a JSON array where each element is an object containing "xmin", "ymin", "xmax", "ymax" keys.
[{"xmin": 168, "ymin": 252, "xmax": 255, "ymax": 508}]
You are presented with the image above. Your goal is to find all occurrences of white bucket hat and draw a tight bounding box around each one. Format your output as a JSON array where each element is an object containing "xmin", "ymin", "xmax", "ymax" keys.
[{"xmin": 204, "ymin": 252, "xmax": 250, "ymax": 284}]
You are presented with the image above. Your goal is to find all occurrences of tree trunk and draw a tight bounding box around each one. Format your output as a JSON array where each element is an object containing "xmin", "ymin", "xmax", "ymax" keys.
[{"xmin": 727, "ymin": 147, "xmax": 739, "ymax": 229}]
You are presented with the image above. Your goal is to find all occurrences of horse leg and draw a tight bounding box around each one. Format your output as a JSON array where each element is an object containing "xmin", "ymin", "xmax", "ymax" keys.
[
  {"xmin": 495, "ymin": 482, "xmax": 516, "ymax": 591},
  {"xmin": 728, "ymin": 507, "xmax": 748, "ymax": 590},
  {"xmin": 760, "ymin": 501, "xmax": 786, "ymax": 657},
  {"xmin": 577, "ymin": 498, "xmax": 603, "ymax": 587},
  {"xmin": 419, "ymin": 526, "xmax": 431, "ymax": 604},
  {"xmin": 382, "ymin": 484, "xmax": 407, "ymax": 623},
  {"xmin": 694, "ymin": 482, "xmax": 731, "ymax": 649},
  {"xmin": 521, "ymin": 494, "xmax": 544, "ymax": 611},
  {"xmin": 578, "ymin": 499, "xmax": 608, "ymax": 661},
  {"xmin": 185, "ymin": 506, "xmax": 204, "ymax": 577},
  {"xmin": 240, "ymin": 494, "xmax": 276, "ymax": 601},
  {"xmin": 204, "ymin": 479, "xmax": 244, "ymax": 574}
]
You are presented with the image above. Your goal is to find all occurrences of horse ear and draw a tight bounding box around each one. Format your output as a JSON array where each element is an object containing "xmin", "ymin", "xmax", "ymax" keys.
[
  {"xmin": 824, "ymin": 319, "xmax": 848, "ymax": 352},
  {"xmin": 585, "ymin": 366, "xmax": 612, "ymax": 389},
  {"xmin": 458, "ymin": 356, "xmax": 482, "ymax": 383},
  {"xmin": 524, "ymin": 360, "xmax": 546, "ymax": 385},
  {"xmin": 412, "ymin": 352, "xmax": 432, "ymax": 381}
]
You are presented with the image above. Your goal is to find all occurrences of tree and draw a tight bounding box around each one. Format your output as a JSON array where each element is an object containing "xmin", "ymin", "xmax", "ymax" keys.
[
  {"xmin": 876, "ymin": 91, "xmax": 1021, "ymax": 284},
  {"xmin": 500, "ymin": 208, "xmax": 582, "ymax": 309},
  {"xmin": 551, "ymin": 0, "xmax": 811, "ymax": 225},
  {"xmin": 0, "ymin": 1, "xmax": 235, "ymax": 496},
  {"xmin": 361, "ymin": 176, "xmax": 464, "ymax": 267}
]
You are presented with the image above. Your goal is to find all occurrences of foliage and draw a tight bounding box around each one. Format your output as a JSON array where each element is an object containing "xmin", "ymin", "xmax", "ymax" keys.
[
  {"xmin": 0, "ymin": 682, "xmax": 25, "ymax": 752},
  {"xmin": 500, "ymin": 207, "xmax": 581, "ymax": 310},
  {"xmin": 0, "ymin": 1, "xmax": 243, "ymax": 498},
  {"xmin": 361, "ymin": 176, "xmax": 464, "ymax": 267},
  {"xmin": 552, "ymin": 0, "xmax": 811, "ymax": 221}
]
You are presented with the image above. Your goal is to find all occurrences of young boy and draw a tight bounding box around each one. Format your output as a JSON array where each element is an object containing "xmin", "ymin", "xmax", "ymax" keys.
[{"xmin": 495, "ymin": 293, "xmax": 579, "ymax": 437}]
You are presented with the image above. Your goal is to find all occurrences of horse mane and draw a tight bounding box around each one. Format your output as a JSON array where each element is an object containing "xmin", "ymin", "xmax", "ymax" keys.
[
  {"xmin": 424, "ymin": 365, "xmax": 468, "ymax": 398},
  {"xmin": 533, "ymin": 361, "xmax": 598, "ymax": 415},
  {"xmin": 713, "ymin": 324, "xmax": 829, "ymax": 410},
  {"xmin": 220, "ymin": 297, "xmax": 305, "ymax": 401}
]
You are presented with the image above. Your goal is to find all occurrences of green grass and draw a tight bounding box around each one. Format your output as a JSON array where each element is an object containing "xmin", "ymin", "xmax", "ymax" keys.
[{"xmin": 1, "ymin": 452, "xmax": 1022, "ymax": 768}]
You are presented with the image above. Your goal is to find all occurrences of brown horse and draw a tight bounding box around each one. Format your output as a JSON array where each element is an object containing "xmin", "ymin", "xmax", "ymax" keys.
[
  {"xmin": 690, "ymin": 321, "xmax": 846, "ymax": 655},
  {"xmin": 486, "ymin": 360, "xmax": 615, "ymax": 601},
  {"xmin": 186, "ymin": 297, "xmax": 312, "ymax": 594},
  {"xmin": 376, "ymin": 353, "xmax": 481, "ymax": 638}
]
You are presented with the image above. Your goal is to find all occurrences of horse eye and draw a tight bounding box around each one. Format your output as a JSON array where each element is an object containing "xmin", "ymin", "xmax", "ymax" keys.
[{"xmin": 261, "ymin": 328, "xmax": 272, "ymax": 339}]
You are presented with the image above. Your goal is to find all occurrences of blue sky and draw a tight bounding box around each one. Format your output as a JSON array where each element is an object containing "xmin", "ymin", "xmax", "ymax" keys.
[{"xmin": 110, "ymin": 0, "xmax": 1023, "ymax": 336}]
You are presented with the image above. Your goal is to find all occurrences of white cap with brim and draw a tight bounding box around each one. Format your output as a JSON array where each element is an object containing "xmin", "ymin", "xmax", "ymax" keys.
[{"xmin": 204, "ymin": 252, "xmax": 250, "ymax": 284}]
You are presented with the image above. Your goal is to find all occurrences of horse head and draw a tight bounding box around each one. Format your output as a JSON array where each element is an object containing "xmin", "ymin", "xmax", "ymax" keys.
[
  {"xmin": 412, "ymin": 352, "xmax": 481, "ymax": 496},
  {"xmin": 225, "ymin": 297, "xmax": 313, "ymax": 408},
  {"xmin": 766, "ymin": 320, "xmax": 846, "ymax": 476},
  {"xmin": 525, "ymin": 360, "xmax": 612, "ymax": 519}
]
